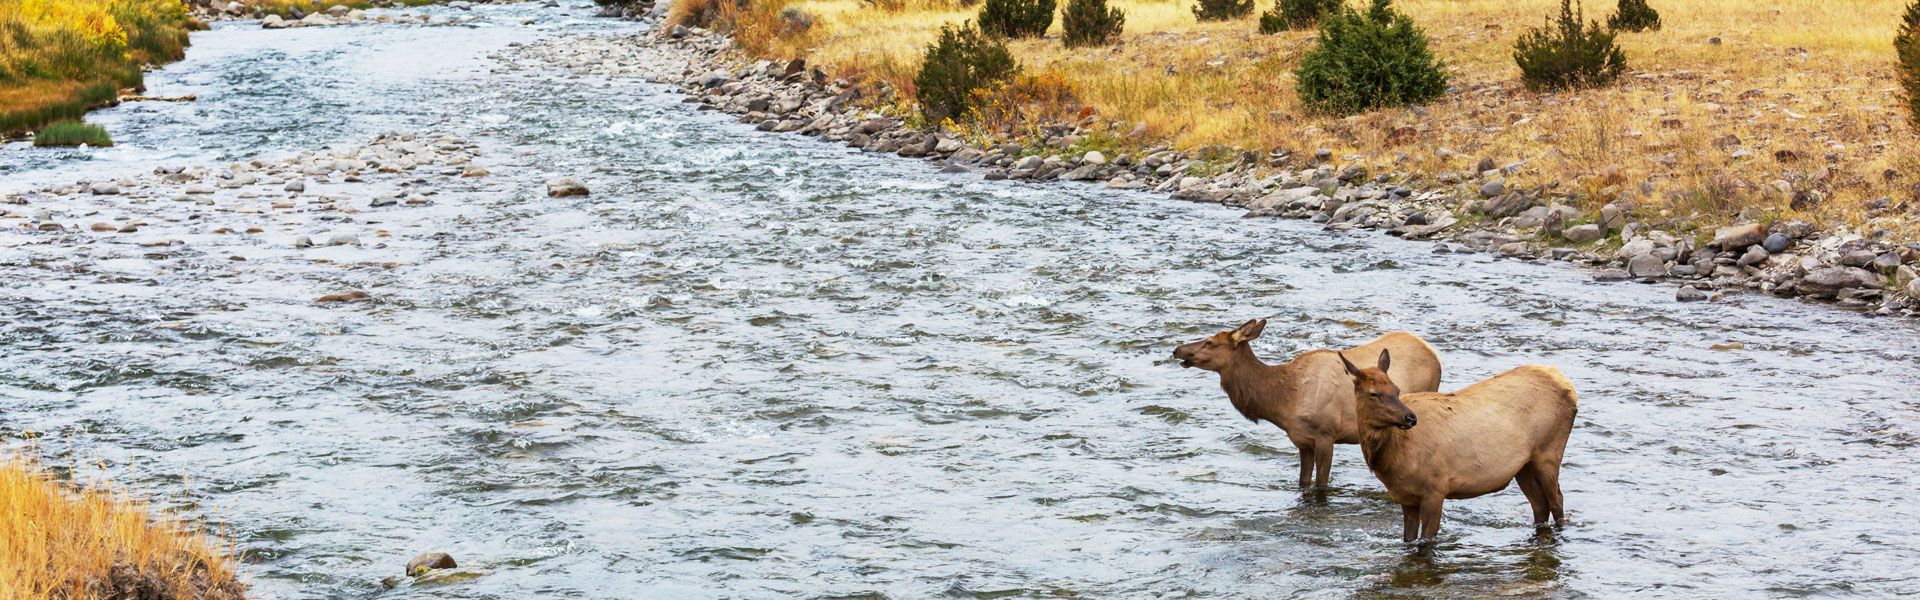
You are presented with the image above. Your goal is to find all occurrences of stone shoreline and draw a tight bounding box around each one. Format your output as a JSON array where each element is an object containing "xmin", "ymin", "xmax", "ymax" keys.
[{"xmin": 509, "ymin": 22, "xmax": 1920, "ymax": 318}]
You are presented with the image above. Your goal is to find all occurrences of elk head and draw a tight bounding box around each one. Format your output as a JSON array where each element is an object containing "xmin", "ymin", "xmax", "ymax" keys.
[
  {"xmin": 1342, "ymin": 349, "xmax": 1417, "ymax": 430},
  {"xmin": 1172, "ymin": 318, "xmax": 1265, "ymax": 371}
]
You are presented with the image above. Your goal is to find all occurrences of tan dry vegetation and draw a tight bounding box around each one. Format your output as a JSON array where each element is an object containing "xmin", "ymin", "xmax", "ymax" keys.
[
  {"xmin": 0, "ymin": 452, "xmax": 246, "ymax": 600},
  {"xmin": 765, "ymin": 0, "xmax": 1920, "ymax": 238}
]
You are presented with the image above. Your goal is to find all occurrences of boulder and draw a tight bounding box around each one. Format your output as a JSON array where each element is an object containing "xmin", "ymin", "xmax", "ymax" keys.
[
  {"xmin": 1736, "ymin": 245, "xmax": 1770, "ymax": 267},
  {"xmin": 1626, "ymin": 253, "xmax": 1665, "ymax": 278},
  {"xmin": 1561, "ymin": 224, "xmax": 1604, "ymax": 244},
  {"xmin": 1615, "ymin": 239, "xmax": 1656, "ymax": 261},
  {"xmin": 546, "ymin": 178, "xmax": 590, "ymax": 197},
  {"xmin": 1799, "ymin": 266, "xmax": 1882, "ymax": 298},
  {"xmin": 406, "ymin": 553, "xmax": 457, "ymax": 575},
  {"xmin": 1676, "ymin": 285, "xmax": 1708, "ymax": 302},
  {"xmin": 1761, "ymin": 232, "xmax": 1790, "ymax": 254}
]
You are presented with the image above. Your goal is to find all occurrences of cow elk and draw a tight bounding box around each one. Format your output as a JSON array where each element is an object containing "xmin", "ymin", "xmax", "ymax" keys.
[
  {"xmin": 1172, "ymin": 319, "xmax": 1442, "ymax": 489},
  {"xmin": 1340, "ymin": 351, "xmax": 1578, "ymax": 542}
]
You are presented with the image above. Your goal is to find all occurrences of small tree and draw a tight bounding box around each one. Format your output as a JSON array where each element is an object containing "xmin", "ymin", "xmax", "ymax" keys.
[
  {"xmin": 1193, "ymin": 0, "xmax": 1255, "ymax": 22},
  {"xmin": 1260, "ymin": 0, "xmax": 1341, "ymax": 34},
  {"xmin": 1294, "ymin": 0, "xmax": 1448, "ymax": 115},
  {"xmin": 1607, "ymin": 0, "xmax": 1660, "ymax": 32},
  {"xmin": 916, "ymin": 21, "xmax": 1022, "ymax": 122},
  {"xmin": 1063, "ymin": 0, "xmax": 1126, "ymax": 47},
  {"xmin": 1898, "ymin": 0, "xmax": 1920, "ymax": 129},
  {"xmin": 1514, "ymin": 0, "xmax": 1627, "ymax": 91},
  {"xmin": 979, "ymin": 0, "xmax": 1056, "ymax": 38}
]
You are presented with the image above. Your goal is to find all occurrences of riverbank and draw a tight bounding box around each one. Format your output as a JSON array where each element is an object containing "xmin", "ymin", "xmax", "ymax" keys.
[
  {"xmin": 0, "ymin": 452, "xmax": 246, "ymax": 600},
  {"xmin": 0, "ymin": 0, "xmax": 201, "ymax": 136},
  {"xmin": 532, "ymin": 20, "xmax": 1920, "ymax": 317}
]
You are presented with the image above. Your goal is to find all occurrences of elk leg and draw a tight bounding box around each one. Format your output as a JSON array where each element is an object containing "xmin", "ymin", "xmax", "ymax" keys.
[
  {"xmin": 1295, "ymin": 443, "xmax": 1314, "ymax": 489},
  {"xmin": 1312, "ymin": 439, "xmax": 1335, "ymax": 489},
  {"xmin": 1401, "ymin": 504, "xmax": 1419, "ymax": 543},
  {"xmin": 1418, "ymin": 497, "xmax": 1445, "ymax": 541},
  {"xmin": 1515, "ymin": 464, "xmax": 1548, "ymax": 527},
  {"xmin": 1534, "ymin": 461, "xmax": 1566, "ymax": 526}
]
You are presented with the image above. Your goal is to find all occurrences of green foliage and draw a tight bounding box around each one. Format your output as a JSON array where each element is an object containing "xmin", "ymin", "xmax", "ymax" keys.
[
  {"xmin": 1260, "ymin": 0, "xmax": 1341, "ymax": 33},
  {"xmin": 1294, "ymin": 0, "xmax": 1447, "ymax": 115},
  {"xmin": 33, "ymin": 121, "xmax": 112, "ymax": 147},
  {"xmin": 1898, "ymin": 0, "xmax": 1920, "ymax": 129},
  {"xmin": 1192, "ymin": 0, "xmax": 1254, "ymax": 22},
  {"xmin": 1062, "ymin": 0, "xmax": 1125, "ymax": 47},
  {"xmin": 978, "ymin": 0, "xmax": 1055, "ymax": 38},
  {"xmin": 915, "ymin": 21, "xmax": 1021, "ymax": 122},
  {"xmin": 1606, "ymin": 0, "xmax": 1660, "ymax": 32},
  {"xmin": 1514, "ymin": 0, "xmax": 1627, "ymax": 91}
]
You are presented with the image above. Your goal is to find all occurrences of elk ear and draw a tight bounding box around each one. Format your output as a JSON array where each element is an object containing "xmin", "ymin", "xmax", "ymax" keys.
[
  {"xmin": 1230, "ymin": 318, "xmax": 1267, "ymax": 343},
  {"xmin": 1339, "ymin": 352, "xmax": 1362, "ymax": 378},
  {"xmin": 1377, "ymin": 349, "xmax": 1392, "ymax": 373}
]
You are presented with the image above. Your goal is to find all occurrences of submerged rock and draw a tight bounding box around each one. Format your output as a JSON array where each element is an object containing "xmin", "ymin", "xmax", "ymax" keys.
[
  {"xmin": 407, "ymin": 552, "xmax": 458, "ymax": 575},
  {"xmin": 546, "ymin": 178, "xmax": 590, "ymax": 197}
]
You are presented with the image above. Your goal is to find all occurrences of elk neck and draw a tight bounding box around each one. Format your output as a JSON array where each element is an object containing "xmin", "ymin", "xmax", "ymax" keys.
[{"xmin": 1216, "ymin": 345, "xmax": 1291, "ymax": 424}]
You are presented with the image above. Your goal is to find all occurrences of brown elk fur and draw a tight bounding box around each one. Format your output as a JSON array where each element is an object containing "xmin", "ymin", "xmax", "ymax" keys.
[
  {"xmin": 1342, "ymin": 354, "xmax": 1578, "ymax": 542},
  {"xmin": 1173, "ymin": 320, "xmax": 1442, "ymax": 488}
]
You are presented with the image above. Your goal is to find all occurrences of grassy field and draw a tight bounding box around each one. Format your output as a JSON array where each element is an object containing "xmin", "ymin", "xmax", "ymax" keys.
[
  {"xmin": 0, "ymin": 452, "xmax": 246, "ymax": 600},
  {"xmin": 737, "ymin": 0, "xmax": 1920, "ymax": 238},
  {"xmin": 0, "ymin": 0, "xmax": 199, "ymax": 134}
]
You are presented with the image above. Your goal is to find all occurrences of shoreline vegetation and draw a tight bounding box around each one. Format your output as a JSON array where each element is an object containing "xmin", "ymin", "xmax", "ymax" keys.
[
  {"xmin": 0, "ymin": 0, "xmax": 201, "ymax": 135},
  {"xmin": 0, "ymin": 451, "xmax": 247, "ymax": 600}
]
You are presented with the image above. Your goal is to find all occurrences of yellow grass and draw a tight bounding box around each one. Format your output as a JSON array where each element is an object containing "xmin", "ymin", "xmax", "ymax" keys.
[
  {"xmin": 772, "ymin": 0, "xmax": 1920, "ymax": 238},
  {"xmin": 0, "ymin": 0, "xmax": 198, "ymax": 133},
  {"xmin": 0, "ymin": 452, "xmax": 246, "ymax": 600}
]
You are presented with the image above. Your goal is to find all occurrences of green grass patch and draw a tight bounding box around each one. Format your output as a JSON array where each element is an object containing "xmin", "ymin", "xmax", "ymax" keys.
[{"xmin": 33, "ymin": 121, "xmax": 113, "ymax": 147}]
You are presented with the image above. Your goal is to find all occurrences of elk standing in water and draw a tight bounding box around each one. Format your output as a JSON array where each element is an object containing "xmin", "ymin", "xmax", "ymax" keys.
[
  {"xmin": 1340, "ymin": 351, "xmax": 1577, "ymax": 542},
  {"xmin": 1172, "ymin": 319, "xmax": 1442, "ymax": 489}
]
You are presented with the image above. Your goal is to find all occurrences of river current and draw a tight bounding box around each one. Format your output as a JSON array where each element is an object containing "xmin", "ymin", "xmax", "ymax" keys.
[{"xmin": 3, "ymin": 2, "xmax": 1918, "ymax": 598}]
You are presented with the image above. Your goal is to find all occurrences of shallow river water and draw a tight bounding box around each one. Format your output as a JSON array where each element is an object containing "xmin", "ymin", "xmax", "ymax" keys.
[{"xmin": 4, "ymin": 3, "xmax": 1920, "ymax": 598}]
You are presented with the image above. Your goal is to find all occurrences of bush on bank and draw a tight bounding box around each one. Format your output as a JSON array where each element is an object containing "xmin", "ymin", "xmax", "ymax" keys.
[
  {"xmin": 1514, "ymin": 0, "xmax": 1627, "ymax": 91},
  {"xmin": 915, "ymin": 20, "xmax": 1020, "ymax": 122},
  {"xmin": 0, "ymin": 0, "xmax": 198, "ymax": 134},
  {"xmin": 1061, "ymin": 0, "xmax": 1124, "ymax": 47},
  {"xmin": 1294, "ymin": 0, "xmax": 1447, "ymax": 115},
  {"xmin": 1898, "ymin": 0, "xmax": 1920, "ymax": 129},
  {"xmin": 977, "ymin": 0, "xmax": 1054, "ymax": 39}
]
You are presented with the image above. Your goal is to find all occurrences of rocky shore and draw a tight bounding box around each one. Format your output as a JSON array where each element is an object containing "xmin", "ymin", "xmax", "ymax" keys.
[
  {"xmin": 186, "ymin": 0, "xmax": 522, "ymax": 25},
  {"xmin": 506, "ymin": 25, "xmax": 1920, "ymax": 318}
]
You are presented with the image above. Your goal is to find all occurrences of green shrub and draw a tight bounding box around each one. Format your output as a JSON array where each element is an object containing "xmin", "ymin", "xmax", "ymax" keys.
[
  {"xmin": 1062, "ymin": 0, "xmax": 1125, "ymax": 47},
  {"xmin": 978, "ymin": 0, "xmax": 1055, "ymax": 38},
  {"xmin": 1294, "ymin": 0, "xmax": 1447, "ymax": 115},
  {"xmin": 1898, "ymin": 0, "xmax": 1920, "ymax": 129},
  {"xmin": 1260, "ymin": 0, "xmax": 1341, "ymax": 33},
  {"xmin": 1606, "ymin": 0, "xmax": 1660, "ymax": 32},
  {"xmin": 33, "ymin": 121, "xmax": 113, "ymax": 147},
  {"xmin": 1192, "ymin": 0, "xmax": 1254, "ymax": 22},
  {"xmin": 915, "ymin": 21, "xmax": 1021, "ymax": 122},
  {"xmin": 1514, "ymin": 0, "xmax": 1627, "ymax": 91}
]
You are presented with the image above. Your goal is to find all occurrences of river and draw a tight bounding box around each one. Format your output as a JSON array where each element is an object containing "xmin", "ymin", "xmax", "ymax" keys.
[{"xmin": 3, "ymin": 2, "xmax": 1918, "ymax": 598}]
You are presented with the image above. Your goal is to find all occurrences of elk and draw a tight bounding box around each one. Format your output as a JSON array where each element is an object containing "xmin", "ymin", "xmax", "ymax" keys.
[
  {"xmin": 1340, "ymin": 351, "xmax": 1578, "ymax": 542},
  {"xmin": 1172, "ymin": 319, "xmax": 1442, "ymax": 489}
]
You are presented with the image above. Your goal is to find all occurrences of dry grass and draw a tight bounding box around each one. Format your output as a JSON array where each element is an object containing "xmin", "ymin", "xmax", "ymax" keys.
[
  {"xmin": 769, "ymin": 0, "xmax": 1920, "ymax": 238},
  {"xmin": 247, "ymin": 0, "xmax": 447, "ymax": 18},
  {"xmin": 0, "ymin": 0, "xmax": 198, "ymax": 133},
  {"xmin": 0, "ymin": 452, "xmax": 246, "ymax": 600}
]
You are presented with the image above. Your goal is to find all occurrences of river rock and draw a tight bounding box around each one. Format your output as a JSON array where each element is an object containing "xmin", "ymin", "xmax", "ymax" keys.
[
  {"xmin": 546, "ymin": 178, "xmax": 590, "ymax": 197},
  {"xmin": 1083, "ymin": 151, "xmax": 1107, "ymax": 166},
  {"xmin": 1710, "ymin": 223, "xmax": 1766, "ymax": 250},
  {"xmin": 1677, "ymin": 285, "xmax": 1708, "ymax": 302},
  {"xmin": 285, "ymin": 180, "xmax": 305, "ymax": 193},
  {"xmin": 1762, "ymin": 232, "xmax": 1790, "ymax": 254},
  {"xmin": 328, "ymin": 234, "xmax": 359, "ymax": 246},
  {"xmin": 407, "ymin": 553, "xmax": 457, "ymax": 575},
  {"xmin": 293, "ymin": 235, "xmax": 313, "ymax": 248},
  {"xmin": 1561, "ymin": 224, "xmax": 1603, "ymax": 243},
  {"xmin": 1627, "ymin": 253, "xmax": 1666, "ymax": 278},
  {"xmin": 1799, "ymin": 266, "xmax": 1882, "ymax": 298},
  {"xmin": 462, "ymin": 166, "xmax": 489, "ymax": 177},
  {"xmin": 1479, "ymin": 179, "xmax": 1505, "ymax": 197},
  {"xmin": 1737, "ymin": 245, "xmax": 1770, "ymax": 267},
  {"xmin": 1839, "ymin": 250, "xmax": 1877, "ymax": 267},
  {"xmin": 316, "ymin": 291, "xmax": 372, "ymax": 303},
  {"xmin": 89, "ymin": 182, "xmax": 120, "ymax": 195},
  {"xmin": 1873, "ymin": 252, "xmax": 1901, "ymax": 270},
  {"xmin": 1615, "ymin": 239, "xmax": 1656, "ymax": 261}
]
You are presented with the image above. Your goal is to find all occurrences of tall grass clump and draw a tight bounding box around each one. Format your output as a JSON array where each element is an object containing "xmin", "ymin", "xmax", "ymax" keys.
[
  {"xmin": 1898, "ymin": 0, "xmax": 1920, "ymax": 129},
  {"xmin": 916, "ymin": 20, "xmax": 1020, "ymax": 122},
  {"xmin": 1294, "ymin": 0, "xmax": 1447, "ymax": 115},
  {"xmin": 978, "ymin": 0, "xmax": 1054, "ymax": 38},
  {"xmin": 1193, "ymin": 0, "xmax": 1254, "ymax": 21},
  {"xmin": 1607, "ymin": 0, "xmax": 1660, "ymax": 32},
  {"xmin": 32, "ymin": 120, "xmax": 112, "ymax": 146},
  {"xmin": 1260, "ymin": 0, "xmax": 1341, "ymax": 33},
  {"xmin": 1514, "ymin": 0, "xmax": 1627, "ymax": 91},
  {"xmin": 0, "ymin": 453, "xmax": 248, "ymax": 599},
  {"xmin": 0, "ymin": 0, "xmax": 198, "ymax": 134},
  {"xmin": 1061, "ymin": 0, "xmax": 1124, "ymax": 47},
  {"xmin": 666, "ymin": 0, "xmax": 816, "ymax": 58}
]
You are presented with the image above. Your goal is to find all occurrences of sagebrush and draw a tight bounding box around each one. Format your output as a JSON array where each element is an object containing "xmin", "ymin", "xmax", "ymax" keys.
[
  {"xmin": 915, "ymin": 21, "xmax": 1020, "ymax": 122},
  {"xmin": 1514, "ymin": 0, "xmax": 1627, "ymax": 91},
  {"xmin": 977, "ymin": 0, "xmax": 1054, "ymax": 38},
  {"xmin": 1898, "ymin": 0, "xmax": 1920, "ymax": 129},
  {"xmin": 1062, "ymin": 0, "xmax": 1124, "ymax": 47},
  {"xmin": 1607, "ymin": 0, "xmax": 1660, "ymax": 32},
  {"xmin": 1294, "ymin": 0, "xmax": 1447, "ymax": 115}
]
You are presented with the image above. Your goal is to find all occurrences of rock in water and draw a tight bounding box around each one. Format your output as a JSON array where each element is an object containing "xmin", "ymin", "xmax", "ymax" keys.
[
  {"xmin": 1676, "ymin": 285, "xmax": 1708, "ymax": 302},
  {"xmin": 546, "ymin": 178, "xmax": 590, "ymax": 197},
  {"xmin": 407, "ymin": 552, "xmax": 457, "ymax": 575}
]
